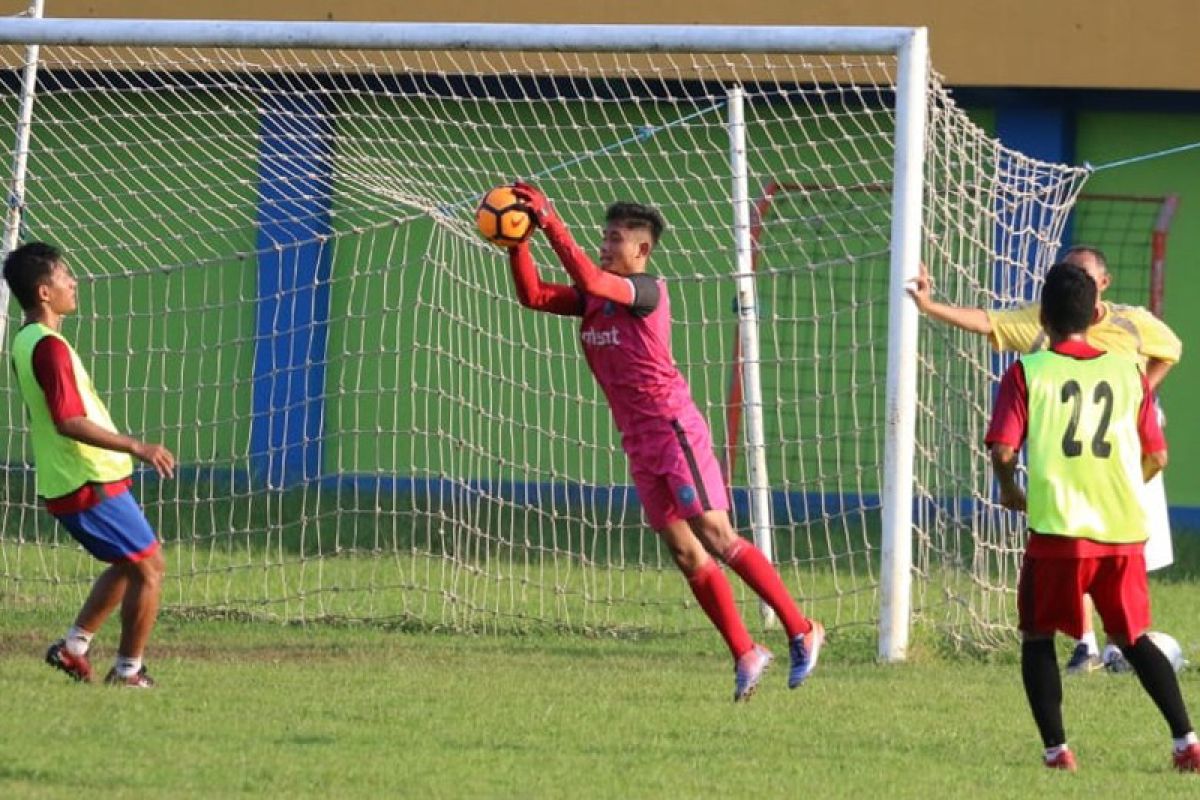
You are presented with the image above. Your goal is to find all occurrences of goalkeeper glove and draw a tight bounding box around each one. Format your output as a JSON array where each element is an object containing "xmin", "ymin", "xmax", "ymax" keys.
[{"xmin": 511, "ymin": 181, "xmax": 557, "ymax": 229}]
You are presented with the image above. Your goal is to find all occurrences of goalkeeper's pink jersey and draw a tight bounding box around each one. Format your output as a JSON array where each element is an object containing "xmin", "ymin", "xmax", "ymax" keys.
[
  {"xmin": 507, "ymin": 234, "xmax": 729, "ymax": 526},
  {"xmin": 579, "ymin": 280, "xmax": 696, "ymax": 455},
  {"xmin": 507, "ymin": 223, "xmax": 705, "ymax": 455}
]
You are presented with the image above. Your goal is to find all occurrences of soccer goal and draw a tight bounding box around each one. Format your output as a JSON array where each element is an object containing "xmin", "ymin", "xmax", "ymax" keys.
[{"xmin": 0, "ymin": 16, "xmax": 1091, "ymax": 659}]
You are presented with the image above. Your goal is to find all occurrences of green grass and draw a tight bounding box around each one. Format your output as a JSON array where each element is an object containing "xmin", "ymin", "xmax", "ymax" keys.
[{"xmin": 4, "ymin": 567, "xmax": 1200, "ymax": 798}]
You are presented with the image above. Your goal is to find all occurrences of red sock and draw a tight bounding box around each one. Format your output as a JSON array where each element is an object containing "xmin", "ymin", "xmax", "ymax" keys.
[
  {"xmin": 687, "ymin": 558, "xmax": 754, "ymax": 659},
  {"xmin": 724, "ymin": 539, "xmax": 812, "ymax": 639}
]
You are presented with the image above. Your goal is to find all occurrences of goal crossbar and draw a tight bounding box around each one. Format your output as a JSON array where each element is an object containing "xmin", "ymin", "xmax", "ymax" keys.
[{"xmin": 0, "ymin": 19, "xmax": 920, "ymax": 54}]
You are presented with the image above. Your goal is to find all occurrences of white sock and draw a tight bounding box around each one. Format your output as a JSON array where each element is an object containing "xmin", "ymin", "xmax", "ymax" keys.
[
  {"xmin": 1174, "ymin": 732, "xmax": 1199, "ymax": 752},
  {"xmin": 1044, "ymin": 743, "xmax": 1070, "ymax": 762},
  {"xmin": 64, "ymin": 626, "xmax": 94, "ymax": 657},
  {"xmin": 114, "ymin": 655, "xmax": 142, "ymax": 678},
  {"xmin": 1078, "ymin": 631, "xmax": 1099, "ymax": 654}
]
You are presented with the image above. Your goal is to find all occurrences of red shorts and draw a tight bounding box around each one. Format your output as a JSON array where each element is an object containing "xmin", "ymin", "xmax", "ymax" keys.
[
  {"xmin": 1017, "ymin": 552, "xmax": 1151, "ymax": 642},
  {"xmin": 628, "ymin": 413, "xmax": 729, "ymax": 531}
]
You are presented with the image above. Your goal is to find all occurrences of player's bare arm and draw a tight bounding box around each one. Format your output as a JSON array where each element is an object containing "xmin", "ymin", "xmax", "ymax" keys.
[
  {"xmin": 55, "ymin": 416, "xmax": 176, "ymax": 479},
  {"xmin": 1143, "ymin": 449, "xmax": 1168, "ymax": 483},
  {"xmin": 1146, "ymin": 357, "xmax": 1173, "ymax": 392},
  {"xmin": 989, "ymin": 443, "xmax": 1026, "ymax": 511},
  {"xmin": 906, "ymin": 261, "xmax": 992, "ymax": 334}
]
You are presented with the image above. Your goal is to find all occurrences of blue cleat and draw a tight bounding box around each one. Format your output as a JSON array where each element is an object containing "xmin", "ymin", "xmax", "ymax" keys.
[
  {"xmin": 733, "ymin": 644, "xmax": 773, "ymax": 702},
  {"xmin": 1102, "ymin": 646, "xmax": 1133, "ymax": 674},
  {"xmin": 788, "ymin": 621, "xmax": 825, "ymax": 688},
  {"xmin": 1065, "ymin": 642, "xmax": 1103, "ymax": 674}
]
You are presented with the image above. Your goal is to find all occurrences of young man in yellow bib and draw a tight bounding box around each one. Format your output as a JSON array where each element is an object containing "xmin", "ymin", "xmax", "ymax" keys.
[
  {"xmin": 4, "ymin": 242, "xmax": 176, "ymax": 687},
  {"xmin": 908, "ymin": 245, "xmax": 1180, "ymax": 673},
  {"xmin": 986, "ymin": 261, "xmax": 1198, "ymax": 772}
]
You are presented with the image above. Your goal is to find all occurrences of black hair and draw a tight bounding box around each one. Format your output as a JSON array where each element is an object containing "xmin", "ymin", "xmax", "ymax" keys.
[
  {"xmin": 1040, "ymin": 261, "xmax": 1097, "ymax": 337},
  {"xmin": 605, "ymin": 201, "xmax": 666, "ymax": 246},
  {"xmin": 3, "ymin": 242, "xmax": 63, "ymax": 311},
  {"xmin": 1060, "ymin": 244, "xmax": 1109, "ymax": 273}
]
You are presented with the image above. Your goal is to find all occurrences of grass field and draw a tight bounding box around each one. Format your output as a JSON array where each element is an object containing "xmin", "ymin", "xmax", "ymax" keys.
[{"xmin": 5, "ymin": 545, "xmax": 1200, "ymax": 798}]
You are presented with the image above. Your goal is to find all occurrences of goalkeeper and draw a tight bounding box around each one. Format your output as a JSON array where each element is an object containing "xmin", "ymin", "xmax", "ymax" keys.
[
  {"xmin": 908, "ymin": 245, "xmax": 1180, "ymax": 674},
  {"xmin": 504, "ymin": 182, "xmax": 823, "ymax": 702},
  {"xmin": 4, "ymin": 242, "xmax": 175, "ymax": 688}
]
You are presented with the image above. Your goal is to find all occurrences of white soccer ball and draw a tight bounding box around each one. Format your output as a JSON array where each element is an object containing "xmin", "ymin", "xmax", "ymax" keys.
[{"xmin": 1147, "ymin": 630, "xmax": 1187, "ymax": 674}]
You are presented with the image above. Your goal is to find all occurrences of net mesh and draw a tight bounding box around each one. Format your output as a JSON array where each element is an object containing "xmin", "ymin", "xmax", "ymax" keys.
[
  {"xmin": 0, "ymin": 39, "xmax": 1107, "ymax": 648},
  {"xmin": 1070, "ymin": 193, "xmax": 1173, "ymax": 315}
]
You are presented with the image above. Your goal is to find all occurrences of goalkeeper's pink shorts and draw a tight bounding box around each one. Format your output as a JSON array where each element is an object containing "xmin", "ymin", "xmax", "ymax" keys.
[{"xmin": 627, "ymin": 413, "xmax": 730, "ymax": 531}]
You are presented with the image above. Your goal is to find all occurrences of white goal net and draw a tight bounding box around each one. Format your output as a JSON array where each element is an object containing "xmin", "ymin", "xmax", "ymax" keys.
[{"xmin": 0, "ymin": 20, "xmax": 1090, "ymax": 653}]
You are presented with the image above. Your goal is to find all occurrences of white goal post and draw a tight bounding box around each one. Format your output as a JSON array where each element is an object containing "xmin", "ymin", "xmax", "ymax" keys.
[{"xmin": 0, "ymin": 18, "xmax": 1087, "ymax": 660}]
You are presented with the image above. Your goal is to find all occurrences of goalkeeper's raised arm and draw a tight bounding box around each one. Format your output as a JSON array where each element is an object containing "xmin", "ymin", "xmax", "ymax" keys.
[{"xmin": 505, "ymin": 181, "xmax": 641, "ymax": 316}]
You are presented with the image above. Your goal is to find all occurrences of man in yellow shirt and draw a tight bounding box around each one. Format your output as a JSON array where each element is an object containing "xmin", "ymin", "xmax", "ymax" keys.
[{"xmin": 908, "ymin": 245, "xmax": 1181, "ymax": 673}]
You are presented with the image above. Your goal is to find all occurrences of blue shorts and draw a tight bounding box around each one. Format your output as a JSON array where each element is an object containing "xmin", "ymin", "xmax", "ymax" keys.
[{"xmin": 54, "ymin": 489, "xmax": 160, "ymax": 563}]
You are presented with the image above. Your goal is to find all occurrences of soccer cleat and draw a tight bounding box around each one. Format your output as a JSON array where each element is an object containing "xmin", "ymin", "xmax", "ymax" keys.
[
  {"xmin": 45, "ymin": 639, "xmax": 93, "ymax": 683},
  {"xmin": 1103, "ymin": 648, "xmax": 1133, "ymax": 674},
  {"xmin": 788, "ymin": 621, "xmax": 825, "ymax": 688},
  {"xmin": 104, "ymin": 665, "xmax": 156, "ymax": 689},
  {"xmin": 1044, "ymin": 748, "xmax": 1077, "ymax": 772},
  {"xmin": 1173, "ymin": 743, "xmax": 1200, "ymax": 773},
  {"xmin": 1065, "ymin": 643, "xmax": 1103, "ymax": 674},
  {"xmin": 733, "ymin": 644, "xmax": 773, "ymax": 702}
]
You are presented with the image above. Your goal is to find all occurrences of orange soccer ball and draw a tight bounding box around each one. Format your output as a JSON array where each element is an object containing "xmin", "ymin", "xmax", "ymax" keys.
[{"xmin": 475, "ymin": 186, "xmax": 534, "ymax": 248}]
